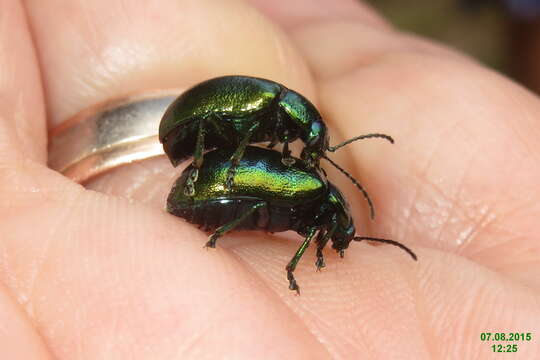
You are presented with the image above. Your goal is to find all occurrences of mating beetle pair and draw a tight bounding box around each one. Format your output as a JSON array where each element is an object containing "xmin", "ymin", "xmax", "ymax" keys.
[
  {"xmin": 159, "ymin": 75, "xmax": 393, "ymax": 218},
  {"xmin": 160, "ymin": 75, "xmax": 416, "ymax": 293}
]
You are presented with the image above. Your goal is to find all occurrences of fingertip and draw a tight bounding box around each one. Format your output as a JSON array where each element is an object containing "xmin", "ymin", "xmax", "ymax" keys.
[
  {"xmin": 0, "ymin": 0, "xmax": 46, "ymax": 164},
  {"xmin": 0, "ymin": 283, "xmax": 53, "ymax": 359},
  {"xmin": 248, "ymin": 0, "xmax": 390, "ymax": 30}
]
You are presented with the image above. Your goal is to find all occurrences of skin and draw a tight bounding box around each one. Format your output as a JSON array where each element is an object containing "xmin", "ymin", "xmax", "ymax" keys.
[{"xmin": 0, "ymin": 0, "xmax": 539, "ymax": 358}]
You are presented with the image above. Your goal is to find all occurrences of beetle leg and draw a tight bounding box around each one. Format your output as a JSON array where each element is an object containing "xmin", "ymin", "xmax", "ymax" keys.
[
  {"xmin": 226, "ymin": 122, "xmax": 260, "ymax": 189},
  {"xmin": 282, "ymin": 140, "xmax": 291, "ymax": 158},
  {"xmin": 269, "ymin": 105, "xmax": 283, "ymax": 149},
  {"xmin": 267, "ymin": 113, "xmax": 281, "ymax": 149},
  {"xmin": 314, "ymin": 230, "xmax": 327, "ymax": 271},
  {"xmin": 281, "ymin": 133, "xmax": 295, "ymax": 166},
  {"xmin": 205, "ymin": 201, "xmax": 267, "ymax": 248},
  {"xmin": 285, "ymin": 228, "xmax": 317, "ymax": 294},
  {"xmin": 267, "ymin": 139, "xmax": 278, "ymax": 149},
  {"xmin": 315, "ymin": 224, "xmax": 337, "ymax": 271},
  {"xmin": 185, "ymin": 118, "xmax": 206, "ymax": 196}
]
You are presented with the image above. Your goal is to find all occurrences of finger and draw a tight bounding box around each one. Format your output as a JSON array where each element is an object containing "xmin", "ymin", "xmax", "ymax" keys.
[
  {"xmin": 27, "ymin": 0, "xmax": 313, "ymax": 127},
  {"xmin": 232, "ymin": 243, "xmax": 540, "ymax": 358},
  {"xmin": 0, "ymin": 0, "xmax": 80, "ymax": 217},
  {"xmin": 0, "ymin": 283, "xmax": 52, "ymax": 359},
  {"xmin": 250, "ymin": 0, "xmax": 473, "ymax": 81},
  {"xmin": 250, "ymin": 0, "xmax": 474, "ymax": 230},
  {"xmin": 27, "ymin": 0, "xmax": 314, "ymax": 206},
  {"xmin": 253, "ymin": 1, "xmax": 540, "ymax": 282},
  {"xmin": 248, "ymin": 0, "xmax": 390, "ymax": 30},
  {"xmin": 0, "ymin": 0, "xmax": 46, "ymax": 167},
  {"xmin": 2, "ymin": 191, "xmax": 329, "ymax": 358},
  {"xmin": 316, "ymin": 40, "xmax": 540, "ymax": 283},
  {"xmin": 17, "ymin": 0, "xmax": 331, "ymax": 358},
  {"xmin": 411, "ymin": 250, "xmax": 540, "ymax": 358},
  {"xmin": 0, "ymin": 0, "xmax": 86, "ymax": 259},
  {"xmin": 0, "ymin": 2, "xmax": 66, "ymax": 358}
]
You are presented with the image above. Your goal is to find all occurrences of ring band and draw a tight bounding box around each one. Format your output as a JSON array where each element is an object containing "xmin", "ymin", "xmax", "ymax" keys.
[{"xmin": 48, "ymin": 90, "xmax": 179, "ymax": 183}]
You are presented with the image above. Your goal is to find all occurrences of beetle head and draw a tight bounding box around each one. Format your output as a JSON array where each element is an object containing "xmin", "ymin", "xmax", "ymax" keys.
[
  {"xmin": 278, "ymin": 90, "xmax": 328, "ymax": 167},
  {"xmin": 331, "ymin": 223, "xmax": 355, "ymax": 257},
  {"xmin": 326, "ymin": 184, "xmax": 356, "ymax": 255},
  {"xmin": 300, "ymin": 127, "xmax": 329, "ymax": 168}
]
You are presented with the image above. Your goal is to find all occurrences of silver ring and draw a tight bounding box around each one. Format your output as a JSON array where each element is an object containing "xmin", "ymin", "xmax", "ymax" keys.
[{"xmin": 48, "ymin": 90, "xmax": 179, "ymax": 183}]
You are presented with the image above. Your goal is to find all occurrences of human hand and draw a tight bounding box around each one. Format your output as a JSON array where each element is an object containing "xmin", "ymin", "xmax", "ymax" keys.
[{"xmin": 1, "ymin": 0, "xmax": 539, "ymax": 358}]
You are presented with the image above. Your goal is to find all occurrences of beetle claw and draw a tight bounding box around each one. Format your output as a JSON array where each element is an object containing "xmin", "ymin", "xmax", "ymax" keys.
[
  {"xmin": 281, "ymin": 157, "xmax": 295, "ymax": 166},
  {"xmin": 183, "ymin": 181, "xmax": 195, "ymax": 196},
  {"xmin": 189, "ymin": 168, "xmax": 199, "ymax": 182},
  {"xmin": 315, "ymin": 258, "xmax": 326, "ymax": 271},
  {"xmin": 286, "ymin": 269, "xmax": 301, "ymax": 294},
  {"xmin": 288, "ymin": 280, "xmax": 300, "ymax": 295},
  {"xmin": 204, "ymin": 235, "xmax": 217, "ymax": 249}
]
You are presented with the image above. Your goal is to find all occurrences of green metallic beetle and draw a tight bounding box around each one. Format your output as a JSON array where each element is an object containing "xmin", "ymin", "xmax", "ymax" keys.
[
  {"xmin": 159, "ymin": 75, "xmax": 393, "ymax": 218},
  {"xmin": 167, "ymin": 146, "xmax": 417, "ymax": 294}
]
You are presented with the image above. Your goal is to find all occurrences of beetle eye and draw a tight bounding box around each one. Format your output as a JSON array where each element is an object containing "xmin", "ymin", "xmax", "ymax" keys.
[
  {"xmin": 309, "ymin": 122, "xmax": 322, "ymax": 138},
  {"xmin": 306, "ymin": 136, "xmax": 318, "ymax": 147}
]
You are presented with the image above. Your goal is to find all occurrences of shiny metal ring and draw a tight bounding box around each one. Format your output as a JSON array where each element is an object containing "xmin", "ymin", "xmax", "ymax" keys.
[{"xmin": 48, "ymin": 90, "xmax": 179, "ymax": 183}]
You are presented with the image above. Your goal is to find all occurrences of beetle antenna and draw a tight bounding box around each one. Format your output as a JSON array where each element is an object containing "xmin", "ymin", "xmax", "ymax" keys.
[
  {"xmin": 327, "ymin": 133, "xmax": 394, "ymax": 152},
  {"xmin": 322, "ymin": 155, "xmax": 375, "ymax": 220},
  {"xmin": 353, "ymin": 237, "xmax": 417, "ymax": 261}
]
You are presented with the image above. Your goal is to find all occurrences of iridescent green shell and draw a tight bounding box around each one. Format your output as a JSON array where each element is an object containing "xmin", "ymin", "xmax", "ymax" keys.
[
  {"xmin": 167, "ymin": 146, "xmax": 327, "ymax": 208},
  {"xmin": 159, "ymin": 76, "xmax": 281, "ymax": 142}
]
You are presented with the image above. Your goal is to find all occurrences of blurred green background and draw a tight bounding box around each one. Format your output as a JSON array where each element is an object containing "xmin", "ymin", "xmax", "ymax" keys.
[{"xmin": 365, "ymin": 0, "xmax": 508, "ymax": 71}]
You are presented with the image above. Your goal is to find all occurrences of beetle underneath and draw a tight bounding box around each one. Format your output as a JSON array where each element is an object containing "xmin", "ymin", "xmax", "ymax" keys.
[{"xmin": 166, "ymin": 146, "xmax": 417, "ymax": 294}]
